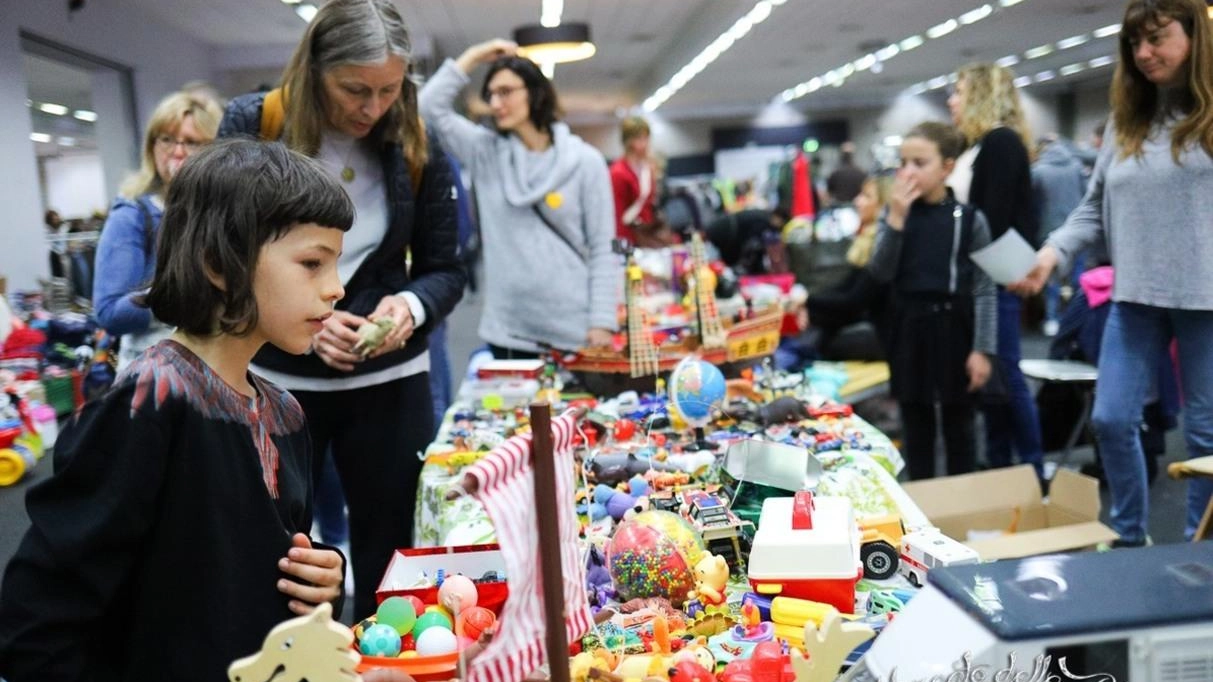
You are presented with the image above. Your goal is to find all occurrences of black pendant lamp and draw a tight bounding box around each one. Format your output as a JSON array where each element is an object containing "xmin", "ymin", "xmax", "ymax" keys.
[{"xmin": 513, "ymin": 23, "xmax": 596, "ymax": 64}]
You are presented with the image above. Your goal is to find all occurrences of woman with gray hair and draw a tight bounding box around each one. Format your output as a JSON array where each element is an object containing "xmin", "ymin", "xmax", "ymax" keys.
[{"xmin": 219, "ymin": 0, "xmax": 464, "ymax": 618}]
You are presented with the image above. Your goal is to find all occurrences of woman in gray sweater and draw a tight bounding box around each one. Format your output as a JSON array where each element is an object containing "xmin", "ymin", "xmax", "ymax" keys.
[
  {"xmin": 1013, "ymin": 0, "xmax": 1213, "ymax": 546},
  {"xmin": 420, "ymin": 39, "xmax": 620, "ymax": 358}
]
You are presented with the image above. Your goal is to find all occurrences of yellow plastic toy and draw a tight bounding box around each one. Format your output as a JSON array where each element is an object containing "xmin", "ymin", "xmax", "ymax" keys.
[{"xmin": 687, "ymin": 554, "xmax": 729, "ymax": 607}]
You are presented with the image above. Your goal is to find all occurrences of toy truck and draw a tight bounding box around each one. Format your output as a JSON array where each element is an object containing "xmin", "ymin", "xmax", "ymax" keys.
[
  {"xmin": 897, "ymin": 527, "xmax": 979, "ymax": 587},
  {"xmin": 747, "ymin": 491, "xmax": 863, "ymax": 614},
  {"xmin": 857, "ymin": 514, "xmax": 905, "ymax": 581},
  {"xmin": 681, "ymin": 489, "xmax": 754, "ymax": 573}
]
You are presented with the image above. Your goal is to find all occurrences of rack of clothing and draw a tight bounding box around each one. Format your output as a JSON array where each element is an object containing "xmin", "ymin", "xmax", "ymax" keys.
[{"xmin": 46, "ymin": 230, "xmax": 100, "ymax": 305}]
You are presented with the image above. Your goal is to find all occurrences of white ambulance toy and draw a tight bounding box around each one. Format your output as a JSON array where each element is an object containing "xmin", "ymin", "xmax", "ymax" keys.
[{"xmin": 898, "ymin": 527, "xmax": 979, "ymax": 587}]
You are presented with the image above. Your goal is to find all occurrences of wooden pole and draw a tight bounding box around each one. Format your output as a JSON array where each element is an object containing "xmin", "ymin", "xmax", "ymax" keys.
[{"xmin": 529, "ymin": 402, "xmax": 570, "ymax": 682}]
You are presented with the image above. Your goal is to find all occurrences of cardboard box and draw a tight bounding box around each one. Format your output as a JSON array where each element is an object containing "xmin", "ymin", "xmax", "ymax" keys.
[{"xmin": 900, "ymin": 465, "xmax": 1117, "ymax": 560}]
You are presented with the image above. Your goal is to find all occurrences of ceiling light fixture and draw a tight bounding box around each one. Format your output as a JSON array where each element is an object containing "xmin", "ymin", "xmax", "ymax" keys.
[
  {"xmin": 514, "ymin": 23, "xmax": 596, "ymax": 65},
  {"xmin": 294, "ymin": 3, "xmax": 317, "ymax": 22},
  {"xmin": 782, "ymin": 0, "xmax": 1034, "ymax": 104},
  {"xmin": 58, "ymin": 136, "xmax": 77, "ymax": 146},
  {"xmin": 540, "ymin": 0, "xmax": 563, "ymax": 28},
  {"xmin": 1088, "ymin": 55, "xmax": 1116, "ymax": 69},
  {"xmin": 73, "ymin": 109, "xmax": 97, "ymax": 122},
  {"xmin": 926, "ymin": 19, "xmax": 959, "ymax": 39},
  {"xmin": 996, "ymin": 54, "xmax": 1021, "ymax": 67},
  {"xmin": 644, "ymin": 0, "xmax": 783, "ymax": 111},
  {"xmin": 1059, "ymin": 62, "xmax": 1087, "ymax": 77},
  {"xmin": 1023, "ymin": 43, "xmax": 1054, "ymax": 59},
  {"xmin": 38, "ymin": 102, "xmax": 69, "ymax": 116},
  {"xmin": 1034, "ymin": 69, "xmax": 1056, "ymax": 82},
  {"xmin": 1093, "ymin": 24, "xmax": 1121, "ymax": 38},
  {"xmin": 1013, "ymin": 75, "xmax": 1032, "ymax": 88},
  {"xmin": 279, "ymin": 0, "xmax": 300, "ymax": 5},
  {"xmin": 959, "ymin": 4, "xmax": 993, "ymax": 25},
  {"xmin": 30, "ymin": 133, "xmax": 52, "ymax": 143},
  {"xmin": 1056, "ymin": 33, "xmax": 1090, "ymax": 50}
]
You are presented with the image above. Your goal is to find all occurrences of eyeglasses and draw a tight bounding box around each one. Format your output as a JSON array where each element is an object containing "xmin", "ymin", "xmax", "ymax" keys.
[
  {"xmin": 154, "ymin": 135, "xmax": 204, "ymax": 153},
  {"xmin": 484, "ymin": 85, "xmax": 526, "ymax": 102}
]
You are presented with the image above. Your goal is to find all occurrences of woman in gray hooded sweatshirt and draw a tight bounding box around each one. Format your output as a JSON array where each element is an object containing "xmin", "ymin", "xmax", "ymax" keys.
[{"xmin": 420, "ymin": 39, "xmax": 620, "ymax": 359}]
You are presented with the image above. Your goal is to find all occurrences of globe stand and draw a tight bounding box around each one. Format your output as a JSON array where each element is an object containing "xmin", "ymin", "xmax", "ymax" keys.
[{"xmin": 690, "ymin": 426, "xmax": 718, "ymax": 452}]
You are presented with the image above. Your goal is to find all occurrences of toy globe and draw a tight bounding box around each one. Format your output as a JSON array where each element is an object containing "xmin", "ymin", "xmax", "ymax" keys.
[
  {"xmin": 606, "ymin": 509, "xmax": 706, "ymax": 602},
  {"xmin": 667, "ymin": 356, "xmax": 727, "ymax": 428}
]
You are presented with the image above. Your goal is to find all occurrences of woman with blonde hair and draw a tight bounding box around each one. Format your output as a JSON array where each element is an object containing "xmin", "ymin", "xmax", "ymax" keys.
[
  {"xmin": 219, "ymin": 0, "xmax": 464, "ymax": 618},
  {"xmin": 947, "ymin": 62, "xmax": 1044, "ymax": 479},
  {"xmin": 93, "ymin": 90, "xmax": 222, "ymax": 369},
  {"xmin": 1013, "ymin": 0, "xmax": 1213, "ymax": 546}
]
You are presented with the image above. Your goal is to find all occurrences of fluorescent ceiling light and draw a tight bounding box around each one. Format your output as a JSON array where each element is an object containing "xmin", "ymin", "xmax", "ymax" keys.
[
  {"xmin": 30, "ymin": 133, "xmax": 52, "ymax": 143},
  {"xmin": 927, "ymin": 76, "xmax": 950, "ymax": 90},
  {"xmin": 1023, "ymin": 44, "xmax": 1054, "ymax": 59},
  {"xmin": 58, "ymin": 136, "xmax": 77, "ymax": 146},
  {"xmin": 643, "ymin": 0, "xmax": 782, "ymax": 111},
  {"xmin": 1059, "ymin": 62, "xmax": 1086, "ymax": 77},
  {"xmin": 907, "ymin": 83, "xmax": 928, "ymax": 96},
  {"xmin": 38, "ymin": 102, "xmax": 69, "ymax": 116},
  {"xmin": 883, "ymin": 135, "xmax": 904, "ymax": 146},
  {"xmin": 1013, "ymin": 75, "xmax": 1032, "ymax": 88},
  {"xmin": 295, "ymin": 3, "xmax": 317, "ymax": 22},
  {"xmin": 1056, "ymin": 34, "xmax": 1090, "ymax": 50},
  {"xmin": 1093, "ymin": 24, "xmax": 1121, "ymax": 38},
  {"xmin": 279, "ymin": 0, "xmax": 300, "ymax": 4},
  {"xmin": 1089, "ymin": 55, "xmax": 1116, "ymax": 69},
  {"xmin": 999, "ymin": 0, "xmax": 1024, "ymax": 6},
  {"xmin": 853, "ymin": 54, "xmax": 878, "ymax": 72},
  {"xmin": 540, "ymin": 0, "xmax": 563, "ymax": 28},
  {"xmin": 73, "ymin": 109, "xmax": 97, "ymax": 122},
  {"xmin": 1034, "ymin": 70, "xmax": 1056, "ymax": 82},
  {"xmin": 959, "ymin": 4, "xmax": 993, "ymax": 25},
  {"xmin": 899, "ymin": 35, "xmax": 925, "ymax": 51},
  {"xmin": 996, "ymin": 55, "xmax": 1020, "ymax": 68},
  {"xmin": 875, "ymin": 44, "xmax": 900, "ymax": 61},
  {"xmin": 926, "ymin": 19, "xmax": 958, "ymax": 39}
]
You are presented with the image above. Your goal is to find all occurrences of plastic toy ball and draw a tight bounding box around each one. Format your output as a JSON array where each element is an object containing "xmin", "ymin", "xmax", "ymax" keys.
[
  {"xmin": 354, "ymin": 616, "xmax": 377, "ymax": 640},
  {"xmin": 403, "ymin": 595, "xmax": 426, "ymax": 617},
  {"xmin": 376, "ymin": 596, "xmax": 418, "ymax": 635},
  {"xmin": 456, "ymin": 606, "xmax": 497, "ymax": 641},
  {"xmin": 439, "ymin": 574, "xmax": 479, "ymax": 612},
  {"xmin": 398, "ymin": 650, "xmax": 419, "ymax": 659},
  {"xmin": 413, "ymin": 610, "xmax": 454, "ymax": 638},
  {"xmin": 415, "ymin": 626, "xmax": 459, "ymax": 657},
  {"xmin": 613, "ymin": 418, "xmax": 637, "ymax": 441},
  {"xmin": 400, "ymin": 632, "xmax": 416, "ymax": 651},
  {"xmin": 606, "ymin": 510, "xmax": 706, "ymax": 602},
  {"xmin": 360, "ymin": 623, "xmax": 403, "ymax": 657}
]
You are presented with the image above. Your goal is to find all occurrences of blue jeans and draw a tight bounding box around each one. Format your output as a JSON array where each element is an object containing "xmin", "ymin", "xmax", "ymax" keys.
[
  {"xmin": 1092, "ymin": 302, "xmax": 1213, "ymax": 542},
  {"xmin": 428, "ymin": 320, "xmax": 453, "ymax": 436},
  {"xmin": 985, "ymin": 290, "xmax": 1045, "ymax": 474},
  {"xmin": 314, "ymin": 448, "xmax": 348, "ymax": 545}
]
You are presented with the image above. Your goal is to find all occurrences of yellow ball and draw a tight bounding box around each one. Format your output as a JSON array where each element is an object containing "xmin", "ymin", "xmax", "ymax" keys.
[{"xmin": 399, "ymin": 650, "xmax": 419, "ymax": 659}]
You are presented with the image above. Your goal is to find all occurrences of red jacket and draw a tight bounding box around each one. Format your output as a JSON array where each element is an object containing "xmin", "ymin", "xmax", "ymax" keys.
[{"xmin": 609, "ymin": 157, "xmax": 656, "ymax": 242}]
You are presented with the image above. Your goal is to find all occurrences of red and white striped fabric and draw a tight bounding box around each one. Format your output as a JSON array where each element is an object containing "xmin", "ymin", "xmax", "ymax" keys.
[{"xmin": 465, "ymin": 412, "xmax": 592, "ymax": 682}]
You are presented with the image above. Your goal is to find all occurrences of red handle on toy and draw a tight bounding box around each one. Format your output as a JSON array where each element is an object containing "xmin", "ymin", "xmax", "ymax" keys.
[{"xmin": 791, "ymin": 491, "xmax": 815, "ymax": 530}]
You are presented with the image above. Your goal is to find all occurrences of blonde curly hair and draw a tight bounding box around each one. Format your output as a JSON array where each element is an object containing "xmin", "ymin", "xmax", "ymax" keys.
[{"xmin": 952, "ymin": 63, "xmax": 1032, "ymax": 153}]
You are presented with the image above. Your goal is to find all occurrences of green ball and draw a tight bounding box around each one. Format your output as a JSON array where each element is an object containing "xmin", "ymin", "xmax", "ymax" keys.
[
  {"xmin": 376, "ymin": 597, "xmax": 417, "ymax": 636},
  {"xmin": 412, "ymin": 610, "xmax": 453, "ymax": 638}
]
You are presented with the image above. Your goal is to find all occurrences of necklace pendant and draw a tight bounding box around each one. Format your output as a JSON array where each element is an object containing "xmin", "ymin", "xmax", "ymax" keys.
[{"xmin": 341, "ymin": 166, "xmax": 355, "ymax": 183}]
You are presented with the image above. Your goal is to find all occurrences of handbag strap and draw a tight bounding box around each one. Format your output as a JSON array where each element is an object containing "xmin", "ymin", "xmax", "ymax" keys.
[{"xmin": 532, "ymin": 204, "xmax": 587, "ymax": 262}]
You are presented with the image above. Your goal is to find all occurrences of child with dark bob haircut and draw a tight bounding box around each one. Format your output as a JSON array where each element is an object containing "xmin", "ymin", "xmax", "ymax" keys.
[{"xmin": 0, "ymin": 138, "xmax": 355, "ymax": 682}]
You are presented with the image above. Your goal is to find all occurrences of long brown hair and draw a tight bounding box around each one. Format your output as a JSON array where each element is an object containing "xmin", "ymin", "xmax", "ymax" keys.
[
  {"xmin": 1111, "ymin": 0, "xmax": 1213, "ymax": 161},
  {"xmin": 279, "ymin": 0, "xmax": 427, "ymax": 180},
  {"xmin": 953, "ymin": 63, "xmax": 1033, "ymax": 153}
]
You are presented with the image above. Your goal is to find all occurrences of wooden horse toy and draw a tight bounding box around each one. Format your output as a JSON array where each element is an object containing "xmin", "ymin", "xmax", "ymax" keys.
[
  {"xmin": 228, "ymin": 602, "xmax": 360, "ymax": 682},
  {"xmin": 789, "ymin": 610, "xmax": 874, "ymax": 682}
]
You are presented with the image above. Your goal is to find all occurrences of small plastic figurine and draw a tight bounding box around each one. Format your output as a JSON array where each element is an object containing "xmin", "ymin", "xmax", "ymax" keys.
[
  {"xmin": 353, "ymin": 318, "xmax": 396, "ymax": 357},
  {"xmin": 687, "ymin": 554, "xmax": 729, "ymax": 607}
]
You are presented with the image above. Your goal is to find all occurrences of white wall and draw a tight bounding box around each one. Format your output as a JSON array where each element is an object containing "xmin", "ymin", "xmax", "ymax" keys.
[
  {"xmin": 0, "ymin": 0, "xmax": 216, "ymax": 290},
  {"xmin": 43, "ymin": 152, "xmax": 108, "ymax": 219},
  {"xmin": 1074, "ymin": 81, "xmax": 1112, "ymax": 146}
]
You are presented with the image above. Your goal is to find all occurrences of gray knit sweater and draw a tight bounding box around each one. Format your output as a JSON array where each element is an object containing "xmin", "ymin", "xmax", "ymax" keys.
[
  {"xmin": 1048, "ymin": 118, "xmax": 1213, "ymax": 310},
  {"xmin": 420, "ymin": 59, "xmax": 621, "ymax": 352}
]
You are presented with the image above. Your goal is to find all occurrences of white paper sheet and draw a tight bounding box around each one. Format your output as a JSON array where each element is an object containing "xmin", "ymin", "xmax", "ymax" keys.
[{"xmin": 969, "ymin": 228, "xmax": 1036, "ymax": 285}]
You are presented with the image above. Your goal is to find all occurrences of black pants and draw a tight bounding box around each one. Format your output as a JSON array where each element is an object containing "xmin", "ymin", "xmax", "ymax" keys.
[
  {"xmin": 489, "ymin": 344, "xmax": 541, "ymax": 360},
  {"xmin": 292, "ymin": 373, "xmax": 433, "ymax": 619},
  {"xmin": 900, "ymin": 401, "xmax": 976, "ymax": 480}
]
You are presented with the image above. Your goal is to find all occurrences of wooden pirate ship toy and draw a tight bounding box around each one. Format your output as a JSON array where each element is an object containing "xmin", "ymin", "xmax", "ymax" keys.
[{"xmin": 564, "ymin": 233, "xmax": 784, "ymax": 378}]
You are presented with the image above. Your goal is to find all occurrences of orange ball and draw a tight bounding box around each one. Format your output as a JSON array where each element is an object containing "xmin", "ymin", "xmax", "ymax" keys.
[{"xmin": 456, "ymin": 606, "xmax": 497, "ymax": 641}]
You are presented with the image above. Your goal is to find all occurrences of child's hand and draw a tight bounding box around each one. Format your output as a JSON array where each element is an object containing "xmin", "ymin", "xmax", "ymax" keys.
[
  {"xmin": 886, "ymin": 168, "xmax": 921, "ymax": 231},
  {"xmin": 278, "ymin": 533, "xmax": 343, "ymax": 615},
  {"xmin": 314, "ymin": 310, "xmax": 369, "ymax": 371},
  {"xmin": 966, "ymin": 352, "xmax": 992, "ymax": 392}
]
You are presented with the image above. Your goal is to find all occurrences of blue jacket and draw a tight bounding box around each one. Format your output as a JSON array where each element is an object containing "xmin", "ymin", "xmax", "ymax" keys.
[
  {"xmin": 1031, "ymin": 142, "xmax": 1087, "ymax": 237},
  {"xmin": 218, "ymin": 92, "xmax": 465, "ymax": 379},
  {"xmin": 93, "ymin": 195, "xmax": 161, "ymax": 336}
]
